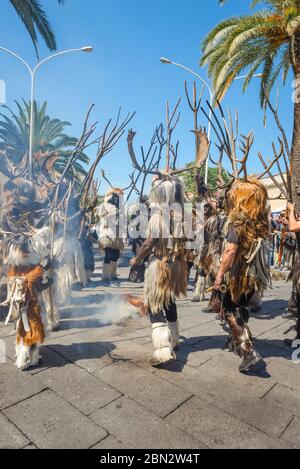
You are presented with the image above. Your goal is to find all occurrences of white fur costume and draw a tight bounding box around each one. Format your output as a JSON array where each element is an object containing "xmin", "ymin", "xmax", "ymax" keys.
[
  {"xmin": 133, "ymin": 175, "xmax": 187, "ymax": 366},
  {"xmin": 96, "ymin": 188, "xmax": 124, "ymax": 283}
]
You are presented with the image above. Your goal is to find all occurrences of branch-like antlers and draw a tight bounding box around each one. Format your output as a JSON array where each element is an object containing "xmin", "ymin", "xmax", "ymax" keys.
[
  {"xmin": 202, "ymin": 100, "xmax": 254, "ymax": 188},
  {"xmin": 81, "ymin": 108, "xmax": 135, "ymax": 205},
  {"xmin": 257, "ymin": 139, "xmax": 287, "ymax": 198}
]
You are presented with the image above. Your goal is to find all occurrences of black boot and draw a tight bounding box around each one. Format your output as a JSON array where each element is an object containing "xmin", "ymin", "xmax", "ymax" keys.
[{"xmin": 239, "ymin": 349, "xmax": 262, "ymax": 372}]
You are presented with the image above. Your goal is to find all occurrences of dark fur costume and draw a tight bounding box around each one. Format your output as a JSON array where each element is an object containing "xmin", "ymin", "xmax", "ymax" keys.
[
  {"xmin": 1, "ymin": 178, "xmax": 48, "ymax": 233},
  {"xmin": 220, "ymin": 178, "xmax": 270, "ymax": 371}
]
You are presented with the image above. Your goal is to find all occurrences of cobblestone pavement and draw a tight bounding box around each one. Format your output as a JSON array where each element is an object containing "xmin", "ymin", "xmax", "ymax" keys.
[{"xmin": 1, "ymin": 249, "xmax": 299, "ymax": 449}]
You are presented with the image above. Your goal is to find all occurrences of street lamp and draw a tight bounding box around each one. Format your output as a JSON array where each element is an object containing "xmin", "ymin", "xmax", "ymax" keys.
[
  {"xmin": 160, "ymin": 57, "xmax": 214, "ymax": 183},
  {"xmin": 0, "ymin": 45, "xmax": 93, "ymax": 179},
  {"xmin": 160, "ymin": 57, "xmax": 262, "ymax": 183}
]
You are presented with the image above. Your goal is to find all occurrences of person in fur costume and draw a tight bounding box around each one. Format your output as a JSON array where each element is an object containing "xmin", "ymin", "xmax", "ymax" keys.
[
  {"xmin": 282, "ymin": 202, "xmax": 300, "ymax": 346},
  {"xmin": 1, "ymin": 177, "xmax": 48, "ymax": 233},
  {"xmin": 129, "ymin": 174, "xmax": 187, "ymax": 367},
  {"xmin": 213, "ymin": 177, "xmax": 271, "ymax": 372},
  {"xmin": 192, "ymin": 202, "xmax": 214, "ymax": 303},
  {"xmin": 0, "ymin": 233, "xmax": 51, "ymax": 371},
  {"xmin": 96, "ymin": 188, "xmax": 124, "ymax": 285},
  {"xmin": 192, "ymin": 192, "xmax": 227, "ymax": 314},
  {"xmin": 128, "ymin": 195, "xmax": 149, "ymax": 283}
]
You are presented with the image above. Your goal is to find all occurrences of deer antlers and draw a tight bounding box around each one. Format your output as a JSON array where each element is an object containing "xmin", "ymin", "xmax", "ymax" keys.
[
  {"xmin": 257, "ymin": 139, "xmax": 287, "ymax": 198},
  {"xmin": 202, "ymin": 100, "xmax": 254, "ymax": 186},
  {"xmin": 81, "ymin": 108, "xmax": 135, "ymax": 205}
]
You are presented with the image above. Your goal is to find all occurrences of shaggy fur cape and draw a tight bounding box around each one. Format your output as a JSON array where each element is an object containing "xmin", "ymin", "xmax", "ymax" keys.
[
  {"xmin": 143, "ymin": 175, "xmax": 187, "ymax": 313},
  {"xmin": 225, "ymin": 178, "xmax": 270, "ymax": 303},
  {"xmin": 8, "ymin": 265, "xmax": 45, "ymax": 346}
]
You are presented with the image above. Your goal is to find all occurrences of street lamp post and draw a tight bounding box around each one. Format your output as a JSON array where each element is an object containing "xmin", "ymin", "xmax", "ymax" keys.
[
  {"xmin": 160, "ymin": 57, "xmax": 262, "ymax": 184},
  {"xmin": 0, "ymin": 46, "xmax": 93, "ymax": 180},
  {"xmin": 160, "ymin": 57, "xmax": 213, "ymax": 184}
]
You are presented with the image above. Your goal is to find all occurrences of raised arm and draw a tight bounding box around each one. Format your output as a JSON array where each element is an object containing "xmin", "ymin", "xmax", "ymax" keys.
[{"xmin": 214, "ymin": 242, "xmax": 238, "ymax": 290}]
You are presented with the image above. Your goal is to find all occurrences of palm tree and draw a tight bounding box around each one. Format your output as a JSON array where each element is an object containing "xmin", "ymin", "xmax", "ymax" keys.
[
  {"xmin": 201, "ymin": 0, "xmax": 300, "ymax": 209},
  {"xmin": 0, "ymin": 99, "xmax": 89, "ymax": 183},
  {"xmin": 8, "ymin": 0, "xmax": 66, "ymax": 58}
]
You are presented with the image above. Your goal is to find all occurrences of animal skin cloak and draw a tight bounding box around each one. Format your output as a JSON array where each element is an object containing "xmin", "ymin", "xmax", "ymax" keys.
[{"xmin": 8, "ymin": 265, "xmax": 45, "ymax": 346}]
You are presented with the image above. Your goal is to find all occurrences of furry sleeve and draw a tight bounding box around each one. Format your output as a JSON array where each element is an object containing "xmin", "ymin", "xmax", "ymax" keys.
[
  {"xmin": 26, "ymin": 265, "xmax": 44, "ymax": 293},
  {"xmin": 135, "ymin": 237, "xmax": 157, "ymax": 263}
]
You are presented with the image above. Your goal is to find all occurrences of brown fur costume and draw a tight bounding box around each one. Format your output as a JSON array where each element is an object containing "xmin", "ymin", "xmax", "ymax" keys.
[
  {"xmin": 225, "ymin": 177, "xmax": 270, "ymax": 303},
  {"xmin": 8, "ymin": 265, "xmax": 45, "ymax": 346},
  {"xmin": 218, "ymin": 177, "xmax": 270, "ymax": 372}
]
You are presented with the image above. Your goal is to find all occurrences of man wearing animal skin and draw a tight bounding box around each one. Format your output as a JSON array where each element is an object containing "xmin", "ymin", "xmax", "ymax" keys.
[
  {"xmin": 282, "ymin": 201, "xmax": 300, "ymax": 346},
  {"xmin": 1, "ymin": 177, "xmax": 49, "ymax": 234},
  {"xmin": 129, "ymin": 174, "xmax": 187, "ymax": 367},
  {"xmin": 96, "ymin": 188, "xmax": 124, "ymax": 286},
  {"xmin": 0, "ymin": 233, "xmax": 51, "ymax": 371},
  {"xmin": 213, "ymin": 177, "xmax": 271, "ymax": 372},
  {"xmin": 192, "ymin": 184, "xmax": 227, "ymax": 312}
]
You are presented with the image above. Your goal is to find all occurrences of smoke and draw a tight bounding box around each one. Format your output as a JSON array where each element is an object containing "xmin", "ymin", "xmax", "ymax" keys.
[
  {"xmin": 67, "ymin": 292, "xmax": 139, "ymax": 327},
  {"xmin": 98, "ymin": 293, "xmax": 138, "ymax": 325}
]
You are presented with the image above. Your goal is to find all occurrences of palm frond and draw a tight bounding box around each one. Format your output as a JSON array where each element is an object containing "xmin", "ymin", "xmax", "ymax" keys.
[
  {"xmin": 9, "ymin": 0, "xmax": 66, "ymax": 57},
  {"xmin": 201, "ymin": 0, "xmax": 297, "ymax": 106},
  {"xmin": 0, "ymin": 99, "xmax": 87, "ymax": 180}
]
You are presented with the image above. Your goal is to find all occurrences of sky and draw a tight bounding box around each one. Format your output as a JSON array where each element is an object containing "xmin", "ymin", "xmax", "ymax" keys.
[{"xmin": 0, "ymin": 0, "xmax": 293, "ymax": 195}]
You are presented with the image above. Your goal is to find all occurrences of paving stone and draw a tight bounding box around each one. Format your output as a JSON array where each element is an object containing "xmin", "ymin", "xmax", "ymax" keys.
[
  {"xmin": 258, "ymin": 321, "xmax": 296, "ymax": 348},
  {"xmin": 265, "ymin": 383, "xmax": 300, "ymax": 419},
  {"xmin": 212, "ymin": 390, "xmax": 293, "ymax": 438},
  {"xmin": 91, "ymin": 435, "xmax": 128, "ymax": 449},
  {"xmin": 181, "ymin": 321, "xmax": 226, "ymax": 346},
  {"xmin": 2, "ymin": 335, "xmax": 69, "ymax": 374},
  {"xmin": 3, "ymin": 389, "xmax": 107, "ymax": 449},
  {"xmin": 260, "ymin": 359, "xmax": 300, "ymax": 391},
  {"xmin": 46, "ymin": 320, "xmax": 127, "ymax": 342},
  {"xmin": 191, "ymin": 353, "xmax": 276, "ymax": 397},
  {"xmin": 0, "ymin": 362, "xmax": 46, "ymax": 410},
  {"xmin": 36, "ymin": 362, "xmax": 121, "ymax": 415},
  {"xmin": 250, "ymin": 316, "xmax": 289, "ymax": 337},
  {"xmin": 144, "ymin": 339, "xmax": 218, "ymax": 368},
  {"xmin": 177, "ymin": 313, "xmax": 214, "ymax": 331},
  {"xmin": 47, "ymin": 333, "xmax": 117, "ymax": 372},
  {"xmin": 108, "ymin": 340, "xmax": 157, "ymax": 373},
  {"xmin": 0, "ymin": 323, "xmax": 15, "ymax": 339},
  {"xmin": 110, "ymin": 327, "xmax": 151, "ymax": 345},
  {"xmin": 154, "ymin": 353, "xmax": 275, "ymax": 405},
  {"xmin": 258, "ymin": 298, "xmax": 287, "ymax": 315},
  {"xmin": 281, "ymin": 416, "xmax": 300, "ymax": 446},
  {"xmin": 90, "ymin": 396, "xmax": 205, "ymax": 449},
  {"xmin": 255, "ymin": 340, "xmax": 292, "ymax": 363},
  {"xmin": 0, "ymin": 412, "xmax": 29, "ymax": 449},
  {"xmin": 166, "ymin": 396, "xmax": 290, "ymax": 449},
  {"xmin": 133, "ymin": 335, "xmax": 152, "ymax": 345},
  {"xmin": 95, "ymin": 361, "xmax": 192, "ymax": 418}
]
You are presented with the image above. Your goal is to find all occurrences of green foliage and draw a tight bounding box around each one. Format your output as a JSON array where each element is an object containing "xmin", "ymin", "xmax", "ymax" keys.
[
  {"xmin": 182, "ymin": 163, "xmax": 230, "ymax": 195},
  {"xmin": 8, "ymin": 0, "xmax": 66, "ymax": 58},
  {"xmin": 202, "ymin": 0, "xmax": 300, "ymax": 107},
  {"xmin": 0, "ymin": 99, "xmax": 89, "ymax": 182}
]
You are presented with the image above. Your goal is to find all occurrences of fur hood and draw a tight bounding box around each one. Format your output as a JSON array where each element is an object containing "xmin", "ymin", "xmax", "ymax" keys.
[{"xmin": 149, "ymin": 175, "xmax": 185, "ymax": 208}]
